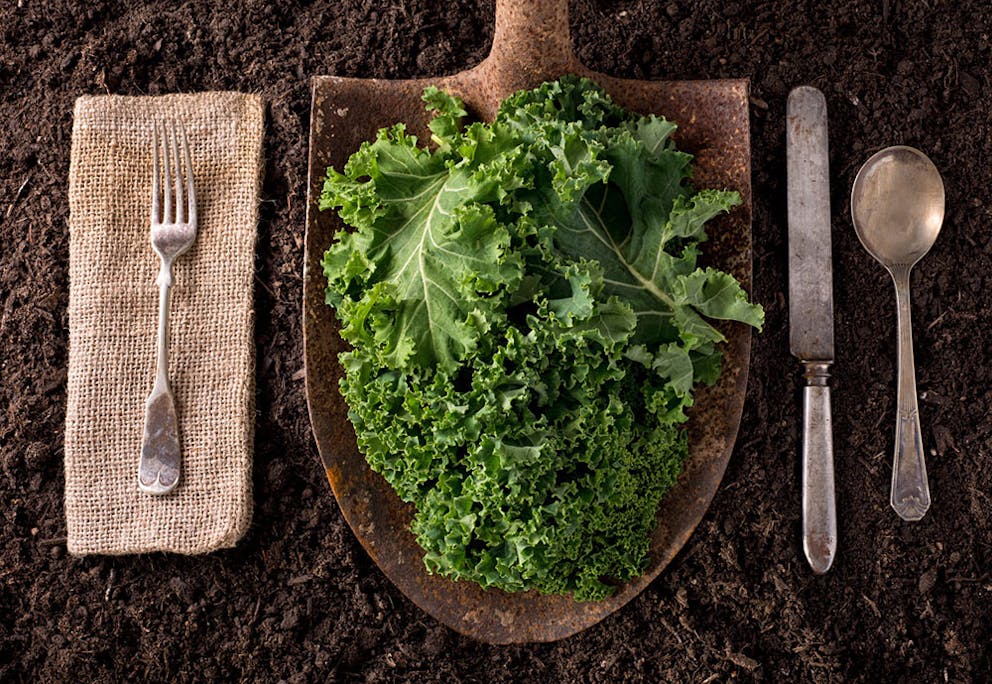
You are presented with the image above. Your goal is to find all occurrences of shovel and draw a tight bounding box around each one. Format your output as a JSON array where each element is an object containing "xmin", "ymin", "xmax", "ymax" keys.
[{"xmin": 304, "ymin": 0, "xmax": 753, "ymax": 644}]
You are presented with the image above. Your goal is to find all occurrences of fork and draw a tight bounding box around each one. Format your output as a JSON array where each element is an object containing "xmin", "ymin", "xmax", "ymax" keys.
[{"xmin": 138, "ymin": 121, "xmax": 197, "ymax": 495}]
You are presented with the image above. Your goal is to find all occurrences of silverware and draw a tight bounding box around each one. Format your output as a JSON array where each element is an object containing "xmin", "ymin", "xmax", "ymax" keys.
[
  {"xmin": 787, "ymin": 86, "xmax": 837, "ymax": 573},
  {"xmin": 139, "ymin": 122, "xmax": 197, "ymax": 495},
  {"xmin": 851, "ymin": 146, "xmax": 944, "ymax": 521}
]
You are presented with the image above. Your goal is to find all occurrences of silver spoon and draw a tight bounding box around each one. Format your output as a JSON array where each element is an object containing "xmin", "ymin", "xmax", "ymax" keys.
[{"xmin": 851, "ymin": 146, "xmax": 944, "ymax": 521}]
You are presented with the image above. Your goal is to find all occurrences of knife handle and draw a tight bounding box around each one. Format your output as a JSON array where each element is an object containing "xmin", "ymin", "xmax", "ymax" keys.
[{"xmin": 801, "ymin": 361, "xmax": 837, "ymax": 574}]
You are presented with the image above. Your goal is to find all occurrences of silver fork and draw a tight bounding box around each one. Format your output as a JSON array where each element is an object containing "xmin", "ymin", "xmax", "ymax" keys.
[{"xmin": 139, "ymin": 121, "xmax": 197, "ymax": 495}]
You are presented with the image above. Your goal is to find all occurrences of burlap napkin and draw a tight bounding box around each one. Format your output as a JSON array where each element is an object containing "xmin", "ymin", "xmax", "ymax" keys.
[{"xmin": 65, "ymin": 92, "xmax": 264, "ymax": 555}]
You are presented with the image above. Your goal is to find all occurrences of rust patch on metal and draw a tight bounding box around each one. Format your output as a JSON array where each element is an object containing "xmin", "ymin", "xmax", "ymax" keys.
[{"xmin": 303, "ymin": 0, "xmax": 752, "ymax": 645}]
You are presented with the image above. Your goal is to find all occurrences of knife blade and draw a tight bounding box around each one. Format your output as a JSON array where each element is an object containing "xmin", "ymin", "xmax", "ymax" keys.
[{"xmin": 787, "ymin": 86, "xmax": 837, "ymax": 574}]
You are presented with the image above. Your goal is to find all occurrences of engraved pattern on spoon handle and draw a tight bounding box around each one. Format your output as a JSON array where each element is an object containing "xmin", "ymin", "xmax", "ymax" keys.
[{"xmin": 891, "ymin": 268, "xmax": 930, "ymax": 521}]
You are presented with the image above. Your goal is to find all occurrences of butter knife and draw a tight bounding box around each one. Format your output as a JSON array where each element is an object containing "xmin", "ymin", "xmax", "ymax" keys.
[{"xmin": 787, "ymin": 86, "xmax": 837, "ymax": 574}]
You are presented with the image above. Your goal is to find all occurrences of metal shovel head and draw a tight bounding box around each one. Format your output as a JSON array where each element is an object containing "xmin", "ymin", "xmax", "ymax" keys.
[{"xmin": 304, "ymin": 1, "xmax": 752, "ymax": 644}]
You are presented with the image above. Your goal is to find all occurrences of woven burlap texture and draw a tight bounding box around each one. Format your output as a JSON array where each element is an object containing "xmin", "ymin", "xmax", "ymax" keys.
[{"xmin": 65, "ymin": 92, "xmax": 263, "ymax": 555}]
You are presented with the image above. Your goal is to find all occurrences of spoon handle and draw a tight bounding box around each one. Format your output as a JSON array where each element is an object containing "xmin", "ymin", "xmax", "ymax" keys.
[{"xmin": 891, "ymin": 269, "xmax": 931, "ymax": 521}]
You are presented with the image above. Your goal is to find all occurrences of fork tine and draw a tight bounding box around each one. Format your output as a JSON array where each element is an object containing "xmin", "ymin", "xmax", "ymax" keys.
[
  {"xmin": 162, "ymin": 121, "xmax": 173, "ymax": 224},
  {"xmin": 151, "ymin": 122, "xmax": 160, "ymax": 224},
  {"xmin": 180, "ymin": 122, "xmax": 196, "ymax": 228},
  {"xmin": 170, "ymin": 121, "xmax": 184, "ymax": 224}
]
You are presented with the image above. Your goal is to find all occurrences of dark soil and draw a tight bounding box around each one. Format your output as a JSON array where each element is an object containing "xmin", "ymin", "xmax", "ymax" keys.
[{"xmin": 2, "ymin": 0, "xmax": 991, "ymax": 681}]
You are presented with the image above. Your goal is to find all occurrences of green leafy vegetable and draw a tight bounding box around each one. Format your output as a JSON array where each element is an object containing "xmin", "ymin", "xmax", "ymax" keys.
[{"xmin": 321, "ymin": 76, "xmax": 763, "ymax": 600}]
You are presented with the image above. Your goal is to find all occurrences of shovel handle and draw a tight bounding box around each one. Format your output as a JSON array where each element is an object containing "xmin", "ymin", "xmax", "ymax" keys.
[{"xmin": 491, "ymin": 0, "xmax": 575, "ymax": 72}]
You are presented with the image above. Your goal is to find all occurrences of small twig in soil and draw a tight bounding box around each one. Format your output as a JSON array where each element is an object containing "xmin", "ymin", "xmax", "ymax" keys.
[
  {"xmin": 4, "ymin": 172, "xmax": 32, "ymax": 223},
  {"xmin": 862, "ymin": 594, "xmax": 882, "ymax": 619},
  {"xmin": 873, "ymin": 407, "xmax": 888, "ymax": 430},
  {"xmin": 857, "ymin": 455, "xmax": 876, "ymax": 475},
  {"xmin": 0, "ymin": 294, "xmax": 12, "ymax": 337},
  {"xmin": 927, "ymin": 308, "xmax": 951, "ymax": 331},
  {"xmin": 287, "ymin": 573, "xmax": 313, "ymax": 586},
  {"xmin": 969, "ymin": 486, "xmax": 991, "ymax": 502},
  {"xmin": 38, "ymin": 536, "xmax": 67, "ymax": 547},
  {"xmin": 254, "ymin": 273, "xmax": 287, "ymax": 304},
  {"xmin": 105, "ymin": 567, "xmax": 116, "ymax": 601},
  {"xmin": 658, "ymin": 616, "xmax": 684, "ymax": 646}
]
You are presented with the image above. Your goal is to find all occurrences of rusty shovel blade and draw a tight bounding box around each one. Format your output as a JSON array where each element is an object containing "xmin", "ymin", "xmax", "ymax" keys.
[{"xmin": 303, "ymin": 0, "xmax": 753, "ymax": 644}]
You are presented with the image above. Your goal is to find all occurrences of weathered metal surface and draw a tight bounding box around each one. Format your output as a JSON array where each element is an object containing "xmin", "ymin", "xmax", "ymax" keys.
[
  {"xmin": 303, "ymin": 0, "xmax": 752, "ymax": 644},
  {"xmin": 787, "ymin": 86, "xmax": 834, "ymax": 364},
  {"xmin": 786, "ymin": 86, "xmax": 837, "ymax": 573}
]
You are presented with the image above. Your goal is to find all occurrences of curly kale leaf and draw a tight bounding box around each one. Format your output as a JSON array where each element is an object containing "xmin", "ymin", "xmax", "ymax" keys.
[{"xmin": 321, "ymin": 76, "xmax": 763, "ymax": 600}]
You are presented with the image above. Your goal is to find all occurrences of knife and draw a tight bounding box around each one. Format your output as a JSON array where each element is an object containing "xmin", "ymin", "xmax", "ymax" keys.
[{"xmin": 787, "ymin": 86, "xmax": 837, "ymax": 574}]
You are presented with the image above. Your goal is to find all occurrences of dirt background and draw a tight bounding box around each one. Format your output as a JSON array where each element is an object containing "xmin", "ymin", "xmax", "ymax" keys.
[{"xmin": 2, "ymin": 0, "xmax": 992, "ymax": 681}]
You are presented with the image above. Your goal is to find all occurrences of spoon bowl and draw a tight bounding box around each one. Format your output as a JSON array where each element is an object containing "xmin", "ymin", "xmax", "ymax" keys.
[
  {"xmin": 850, "ymin": 145, "xmax": 945, "ymax": 522},
  {"xmin": 852, "ymin": 145, "xmax": 945, "ymax": 268}
]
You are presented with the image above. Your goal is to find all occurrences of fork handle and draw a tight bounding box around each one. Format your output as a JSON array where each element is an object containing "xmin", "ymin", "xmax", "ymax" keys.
[
  {"xmin": 154, "ymin": 263, "xmax": 173, "ymax": 385},
  {"xmin": 139, "ymin": 261, "xmax": 181, "ymax": 494}
]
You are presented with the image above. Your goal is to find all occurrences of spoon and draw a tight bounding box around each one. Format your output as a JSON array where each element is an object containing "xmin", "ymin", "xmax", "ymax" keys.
[{"xmin": 851, "ymin": 146, "xmax": 945, "ymax": 521}]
